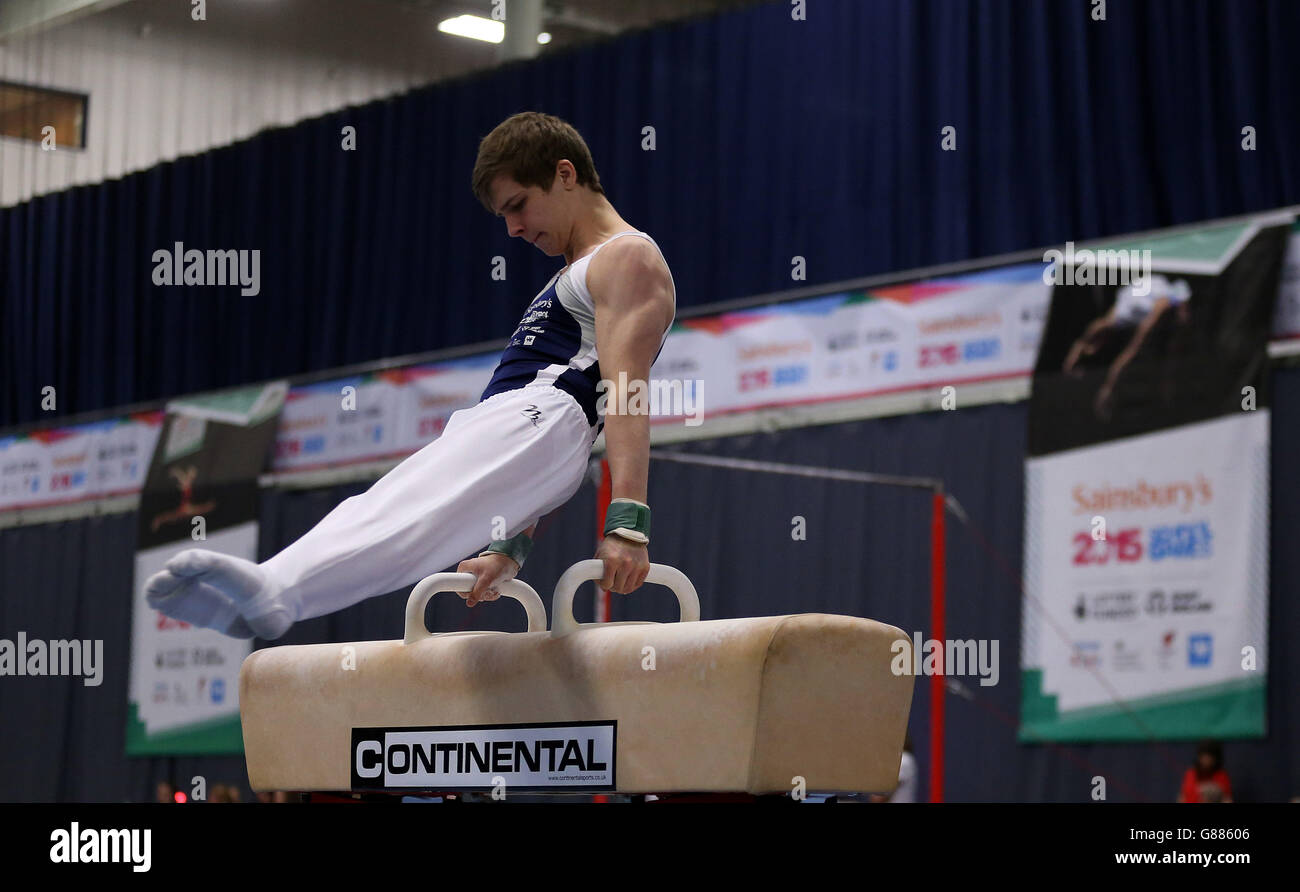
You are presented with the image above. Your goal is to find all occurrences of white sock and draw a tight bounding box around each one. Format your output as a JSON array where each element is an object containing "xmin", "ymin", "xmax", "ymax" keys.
[
  {"xmin": 144, "ymin": 572, "xmax": 256, "ymax": 638},
  {"xmin": 147, "ymin": 549, "xmax": 295, "ymax": 640}
]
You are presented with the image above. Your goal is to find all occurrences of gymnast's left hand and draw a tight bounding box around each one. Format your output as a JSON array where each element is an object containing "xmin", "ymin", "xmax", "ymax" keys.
[{"xmin": 595, "ymin": 535, "xmax": 650, "ymax": 594}]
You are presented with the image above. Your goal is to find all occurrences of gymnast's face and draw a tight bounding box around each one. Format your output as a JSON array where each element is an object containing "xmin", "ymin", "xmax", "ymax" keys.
[{"xmin": 491, "ymin": 165, "xmax": 574, "ymax": 258}]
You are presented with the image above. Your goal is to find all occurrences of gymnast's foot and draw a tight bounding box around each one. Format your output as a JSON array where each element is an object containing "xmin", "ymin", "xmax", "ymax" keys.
[{"xmin": 144, "ymin": 549, "xmax": 295, "ymax": 640}]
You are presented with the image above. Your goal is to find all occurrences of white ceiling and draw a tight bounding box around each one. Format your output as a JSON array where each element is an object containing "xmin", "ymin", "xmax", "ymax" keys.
[{"xmin": 3, "ymin": 0, "xmax": 769, "ymax": 87}]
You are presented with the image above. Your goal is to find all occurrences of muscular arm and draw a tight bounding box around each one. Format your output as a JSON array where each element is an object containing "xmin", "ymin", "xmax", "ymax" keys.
[{"xmin": 587, "ymin": 238, "xmax": 676, "ymax": 502}]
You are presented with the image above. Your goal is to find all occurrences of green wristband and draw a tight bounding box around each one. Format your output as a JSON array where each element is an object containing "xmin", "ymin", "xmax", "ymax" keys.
[
  {"xmin": 480, "ymin": 532, "xmax": 533, "ymax": 568},
  {"xmin": 604, "ymin": 499, "xmax": 651, "ymax": 544}
]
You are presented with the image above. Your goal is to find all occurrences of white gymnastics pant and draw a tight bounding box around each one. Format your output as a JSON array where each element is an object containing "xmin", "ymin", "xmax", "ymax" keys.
[{"xmin": 261, "ymin": 385, "xmax": 597, "ymax": 623}]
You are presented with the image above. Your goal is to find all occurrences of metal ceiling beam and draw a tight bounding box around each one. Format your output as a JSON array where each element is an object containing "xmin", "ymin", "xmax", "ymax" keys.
[
  {"xmin": 545, "ymin": 5, "xmax": 620, "ymax": 35},
  {"xmin": 498, "ymin": 0, "xmax": 543, "ymax": 62}
]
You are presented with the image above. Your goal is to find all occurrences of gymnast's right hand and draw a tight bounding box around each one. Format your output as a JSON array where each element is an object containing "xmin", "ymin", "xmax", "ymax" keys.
[{"xmin": 455, "ymin": 554, "xmax": 519, "ymax": 607}]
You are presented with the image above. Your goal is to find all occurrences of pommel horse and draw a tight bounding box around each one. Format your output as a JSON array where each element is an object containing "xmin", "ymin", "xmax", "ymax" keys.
[{"xmin": 239, "ymin": 561, "xmax": 915, "ymax": 801}]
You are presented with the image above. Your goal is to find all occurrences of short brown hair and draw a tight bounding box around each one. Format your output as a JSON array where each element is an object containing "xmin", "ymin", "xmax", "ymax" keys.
[{"xmin": 472, "ymin": 111, "xmax": 605, "ymax": 214}]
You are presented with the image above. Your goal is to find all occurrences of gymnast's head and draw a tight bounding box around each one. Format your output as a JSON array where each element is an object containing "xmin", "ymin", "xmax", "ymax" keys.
[{"xmin": 472, "ymin": 111, "xmax": 607, "ymax": 257}]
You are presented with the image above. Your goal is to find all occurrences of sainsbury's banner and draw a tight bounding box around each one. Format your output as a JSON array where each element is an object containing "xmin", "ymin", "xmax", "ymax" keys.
[
  {"xmin": 1020, "ymin": 218, "xmax": 1289, "ymax": 742},
  {"xmin": 1021, "ymin": 414, "xmax": 1268, "ymax": 741}
]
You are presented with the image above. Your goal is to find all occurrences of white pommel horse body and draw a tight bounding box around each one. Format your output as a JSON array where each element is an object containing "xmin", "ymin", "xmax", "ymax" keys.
[{"xmin": 239, "ymin": 561, "xmax": 915, "ymax": 797}]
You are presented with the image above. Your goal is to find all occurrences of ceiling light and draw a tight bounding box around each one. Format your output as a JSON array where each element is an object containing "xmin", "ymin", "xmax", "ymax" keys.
[{"xmin": 437, "ymin": 15, "xmax": 504, "ymax": 44}]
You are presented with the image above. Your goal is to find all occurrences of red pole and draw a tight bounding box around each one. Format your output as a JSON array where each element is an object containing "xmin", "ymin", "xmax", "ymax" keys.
[
  {"xmin": 593, "ymin": 460, "xmax": 613, "ymax": 803},
  {"xmin": 929, "ymin": 488, "xmax": 946, "ymax": 803}
]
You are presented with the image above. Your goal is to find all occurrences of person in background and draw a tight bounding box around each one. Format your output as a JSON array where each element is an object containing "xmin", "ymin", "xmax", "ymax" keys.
[
  {"xmin": 1178, "ymin": 739, "xmax": 1233, "ymax": 802},
  {"xmin": 210, "ymin": 784, "xmax": 242, "ymax": 803},
  {"xmin": 891, "ymin": 736, "xmax": 917, "ymax": 802},
  {"xmin": 861, "ymin": 735, "xmax": 916, "ymax": 803}
]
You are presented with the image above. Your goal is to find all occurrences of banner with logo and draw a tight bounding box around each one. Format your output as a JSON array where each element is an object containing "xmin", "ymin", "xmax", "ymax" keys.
[
  {"xmin": 0, "ymin": 414, "xmax": 161, "ymax": 512},
  {"xmin": 126, "ymin": 382, "xmax": 287, "ymax": 755},
  {"xmin": 4, "ymin": 217, "xmax": 1298, "ymax": 507},
  {"xmin": 271, "ymin": 355, "xmax": 496, "ymax": 473},
  {"xmin": 1020, "ymin": 217, "xmax": 1290, "ymax": 741},
  {"xmin": 649, "ymin": 265, "xmax": 1049, "ymax": 425}
]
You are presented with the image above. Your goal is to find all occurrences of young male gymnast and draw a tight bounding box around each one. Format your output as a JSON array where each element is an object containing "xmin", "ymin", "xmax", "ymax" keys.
[{"xmin": 144, "ymin": 111, "xmax": 676, "ymax": 639}]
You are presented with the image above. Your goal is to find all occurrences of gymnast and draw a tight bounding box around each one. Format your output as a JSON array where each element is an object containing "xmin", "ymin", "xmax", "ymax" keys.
[{"xmin": 145, "ymin": 111, "xmax": 676, "ymax": 640}]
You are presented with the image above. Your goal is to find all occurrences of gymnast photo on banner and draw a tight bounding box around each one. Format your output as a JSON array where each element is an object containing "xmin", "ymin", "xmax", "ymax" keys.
[{"xmin": 1029, "ymin": 224, "xmax": 1290, "ymax": 457}]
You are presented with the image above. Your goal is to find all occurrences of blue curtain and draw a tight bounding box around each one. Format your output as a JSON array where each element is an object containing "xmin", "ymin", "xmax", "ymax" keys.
[{"xmin": 4, "ymin": 0, "xmax": 1299, "ymax": 427}]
